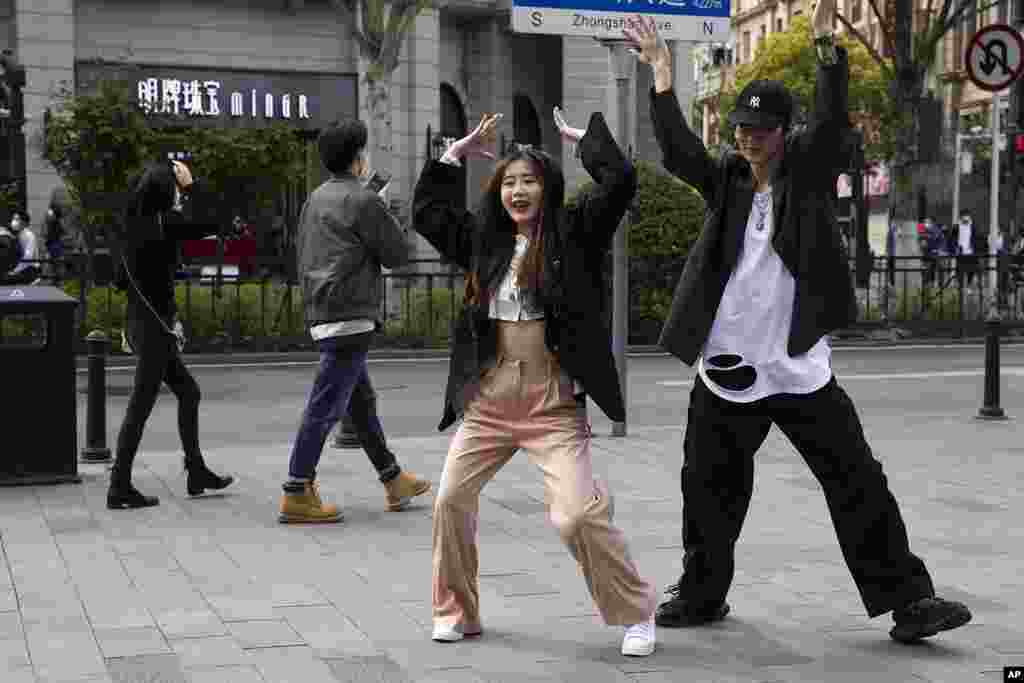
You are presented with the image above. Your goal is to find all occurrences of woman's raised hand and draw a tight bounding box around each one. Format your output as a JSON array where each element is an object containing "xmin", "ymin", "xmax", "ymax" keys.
[
  {"xmin": 621, "ymin": 16, "xmax": 671, "ymax": 69},
  {"xmin": 449, "ymin": 113, "xmax": 503, "ymax": 161},
  {"xmin": 553, "ymin": 107, "xmax": 586, "ymax": 144}
]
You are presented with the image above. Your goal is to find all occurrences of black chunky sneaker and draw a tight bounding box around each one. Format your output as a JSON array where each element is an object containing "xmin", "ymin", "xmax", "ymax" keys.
[
  {"xmin": 655, "ymin": 582, "xmax": 730, "ymax": 628},
  {"xmin": 890, "ymin": 596, "xmax": 972, "ymax": 643}
]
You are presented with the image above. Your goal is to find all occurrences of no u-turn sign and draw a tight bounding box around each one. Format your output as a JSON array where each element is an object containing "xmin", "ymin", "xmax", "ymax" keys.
[{"xmin": 966, "ymin": 24, "xmax": 1024, "ymax": 92}]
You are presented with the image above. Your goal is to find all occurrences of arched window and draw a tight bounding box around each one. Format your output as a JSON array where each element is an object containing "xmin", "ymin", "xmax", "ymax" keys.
[
  {"xmin": 439, "ymin": 83, "xmax": 467, "ymax": 210},
  {"xmin": 512, "ymin": 93, "xmax": 542, "ymax": 148}
]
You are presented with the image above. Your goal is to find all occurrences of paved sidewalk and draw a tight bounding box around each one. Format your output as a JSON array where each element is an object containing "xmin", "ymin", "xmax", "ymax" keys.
[{"xmin": 2, "ymin": 409, "xmax": 1022, "ymax": 682}]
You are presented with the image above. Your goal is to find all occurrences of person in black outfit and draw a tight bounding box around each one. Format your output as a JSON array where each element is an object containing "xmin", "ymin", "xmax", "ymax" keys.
[
  {"xmin": 623, "ymin": 8, "xmax": 971, "ymax": 644},
  {"xmin": 108, "ymin": 159, "xmax": 234, "ymax": 509}
]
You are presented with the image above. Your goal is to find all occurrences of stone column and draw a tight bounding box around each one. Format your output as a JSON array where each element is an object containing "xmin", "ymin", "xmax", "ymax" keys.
[{"xmin": 13, "ymin": 0, "xmax": 75, "ymax": 225}]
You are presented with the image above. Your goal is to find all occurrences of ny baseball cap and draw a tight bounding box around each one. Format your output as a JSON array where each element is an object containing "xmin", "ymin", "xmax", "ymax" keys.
[{"xmin": 728, "ymin": 80, "xmax": 794, "ymax": 130}]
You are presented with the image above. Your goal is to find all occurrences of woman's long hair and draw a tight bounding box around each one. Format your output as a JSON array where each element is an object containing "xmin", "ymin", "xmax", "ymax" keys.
[
  {"xmin": 126, "ymin": 160, "xmax": 177, "ymax": 220},
  {"xmin": 465, "ymin": 147, "xmax": 565, "ymax": 307}
]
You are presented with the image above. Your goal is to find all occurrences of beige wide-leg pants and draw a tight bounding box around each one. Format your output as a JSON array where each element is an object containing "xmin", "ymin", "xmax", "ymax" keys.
[{"xmin": 432, "ymin": 323, "xmax": 656, "ymax": 632}]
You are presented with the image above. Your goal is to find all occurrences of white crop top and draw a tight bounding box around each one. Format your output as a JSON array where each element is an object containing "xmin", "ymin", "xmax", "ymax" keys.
[{"xmin": 488, "ymin": 234, "xmax": 545, "ymax": 321}]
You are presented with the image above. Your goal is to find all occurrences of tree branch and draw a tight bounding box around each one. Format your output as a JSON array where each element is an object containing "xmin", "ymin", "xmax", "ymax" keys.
[
  {"xmin": 836, "ymin": 11, "xmax": 891, "ymax": 73},
  {"xmin": 865, "ymin": 0, "xmax": 898, "ymax": 60},
  {"xmin": 941, "ymin": 0, "xmax": 981, "ymax": 36},
  {"xmin": 330, "ymin": 0, "xmax": 377, "ymax": 57}
]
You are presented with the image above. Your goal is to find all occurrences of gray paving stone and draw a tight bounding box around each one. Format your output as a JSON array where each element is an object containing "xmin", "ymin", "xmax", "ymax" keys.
[
  {"xmin": 0, "ymin": 610, "xmax": 23, "ymax": 639},
  {"xmin": 324, "ymin": 654, "xmax": 414, "ymax": 683},
  {"xmin": 25, "ymin": 624, "xmax": 107, "ymax": 680},
  {"xmin": 0, "ymin": 668, "xmax": 36, "ymax": 683},
  {"xmin": 106, "ymin": 653, "xmax": 188, "ymax": 683},
  {"xmin": 245, "ymin": 645, "xmax": 339, "ymax": 683},
  {"xmin": 274, "ymin": 604, "xmax": 375, "ymax": 656},
  {"xmin": 264, "ymin": 582, "xmax": 330, "ymax": 608},
  {"xmin": 95, "ymin": 626, "xmax": 172, "ymax": 658},
  {"xmin": 226, "ymin": 619, "xmax": 305, "ymax": 649},
  {"xmin": 204, "ymin": 594, "xmax": 277, "ymax": 622},
  {"xmin": 480, "ymin": 572, "xmax": 561, "ymax": 598},
  {"xmin": 0, "ymin": 637, "xmax": 31, "ymax": 670},
  {"xmin": 170, "ymin": 635, "xmax": 248, "ymax": 669},
  {"xmin": 186, "ymin": 666, "xmax": 265, "ymax": 683},
  {"xmin": 0, "ymin": 587, "xmax": 15, "ymax": 612},
  {"xmin": 156, "ymin": 608, "xmax": 228, "ymax": 639}
]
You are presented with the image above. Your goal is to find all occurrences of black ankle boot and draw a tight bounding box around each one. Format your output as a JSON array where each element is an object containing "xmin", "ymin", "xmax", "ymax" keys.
[
  {"xmin": 185, "ymin": 457, "xmax": 235, "ymax": 496},
  {"xmin": 107, "ymin": 482, "xmax": 160, "ymax": 509}
]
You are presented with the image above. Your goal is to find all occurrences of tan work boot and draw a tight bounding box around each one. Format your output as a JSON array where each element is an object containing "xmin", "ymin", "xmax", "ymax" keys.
[
  {"xmin": 279, "ymin": 482, "xmax": 343, "ymax": 524},
  {"xmin": 383, "ymin": 471, "xmax": 431, "ymax": 511}
]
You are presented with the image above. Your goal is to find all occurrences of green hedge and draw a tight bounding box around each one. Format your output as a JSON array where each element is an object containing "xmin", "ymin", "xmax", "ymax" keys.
[
  {"xmin": 60, "ymin": 280, "xmax": 464, "ymax": 349},
  {"xmin": 567, "ymin": 160, "xmax": 704, "ymax": 322},
  {"xmin": 61, "ymin": 280, "xmax": 307, "ymax": 347}
]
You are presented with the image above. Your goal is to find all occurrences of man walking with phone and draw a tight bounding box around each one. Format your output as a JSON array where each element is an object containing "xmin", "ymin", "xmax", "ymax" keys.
[{"xmin": 280, "ymin": 118, "xmax": 431, "ymax": 523}]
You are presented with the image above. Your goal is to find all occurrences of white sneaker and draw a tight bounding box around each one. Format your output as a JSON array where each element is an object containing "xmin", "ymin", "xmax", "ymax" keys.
[
  {"xmin": 621, "ymin": 616, "xmax": 656, "ymax": 656},
  {"xmin": 431, "ymin": 623, "xmax": 481, "ymax": 642}
]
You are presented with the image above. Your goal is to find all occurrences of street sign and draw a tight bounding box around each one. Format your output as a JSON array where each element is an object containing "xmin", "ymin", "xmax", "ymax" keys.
[
  {"xmin": 511, "ymin": 0, "xmax": 731, "ymax": 43},
  {"xmin": 965, "ymin": 24, "xmax": 1024, "ymax": 92}
]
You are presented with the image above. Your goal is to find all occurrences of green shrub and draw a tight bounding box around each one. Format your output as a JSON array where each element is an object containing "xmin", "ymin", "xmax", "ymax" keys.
[
  {"xmin": 62, "ymin": 280, "xmax": 308, "ymax": 347},
  {"xmin": 567, "ymin": 160, "xmax": 704, "ymax": 322},
  {"xmin": 383, "ymin": 286, "xmax": 459, "ymax": 346}
]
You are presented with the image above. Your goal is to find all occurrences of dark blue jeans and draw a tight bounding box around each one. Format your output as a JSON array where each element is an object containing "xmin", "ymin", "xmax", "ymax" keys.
[{"xmin": 288, "ymin": 333, "xmax": 400, "ymax": 482}]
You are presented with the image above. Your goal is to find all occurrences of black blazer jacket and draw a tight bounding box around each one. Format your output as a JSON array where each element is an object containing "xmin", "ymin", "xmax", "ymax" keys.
[
  {"xmin": 412, "ymin": 112, "xmax": 637, "ymax": 431},
  {"xmin": 651, "ymin": 47, "xmax": 857, "ymax": 366}
]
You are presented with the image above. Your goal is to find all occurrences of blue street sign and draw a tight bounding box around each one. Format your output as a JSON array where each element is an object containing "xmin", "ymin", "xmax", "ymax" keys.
[{"xmin": 512, "ymin": 0, "xmax": 732, "ymax": 42}]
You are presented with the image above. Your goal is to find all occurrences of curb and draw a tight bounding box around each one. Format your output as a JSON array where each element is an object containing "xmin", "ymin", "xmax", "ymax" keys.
[{"xmin": 85, "ymin": 337, "xmax": 1024, "ymax": 369}]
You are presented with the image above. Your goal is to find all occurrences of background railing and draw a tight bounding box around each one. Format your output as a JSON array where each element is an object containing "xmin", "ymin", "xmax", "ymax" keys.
[{"xmin": 3, "ymin": 253, "xmax": 1024, "ymax": 352}]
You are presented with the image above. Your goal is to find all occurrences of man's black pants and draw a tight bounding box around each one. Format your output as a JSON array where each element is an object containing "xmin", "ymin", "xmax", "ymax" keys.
[{"xmin": 678, "ymin": 376, "xmax": 934, "ymax": 617}]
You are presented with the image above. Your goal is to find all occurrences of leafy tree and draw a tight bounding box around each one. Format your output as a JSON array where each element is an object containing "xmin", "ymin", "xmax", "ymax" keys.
[
  {"xmin": 41, "ymin": 78, "xmax": 152, "ymax": 318},
  {"xmin": 329, "ymin": 0, "xmax": 433, "ymax": 180},
  {"xmin": 833, "ymin": 0, "xmax": 999, "ymax": 246},
  {"xmin": 42, "ymin": 75, "xmax": 305, "ymax": 308},
  {"xmin": 719, "ymin": 15, "xmax": 893, "ymax": 161}
]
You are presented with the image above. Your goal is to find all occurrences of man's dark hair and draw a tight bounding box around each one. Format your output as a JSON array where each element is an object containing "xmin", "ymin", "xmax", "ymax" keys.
[{"xmin": 318, "ymin": 119, "xmax": 368, "ymax": 175}]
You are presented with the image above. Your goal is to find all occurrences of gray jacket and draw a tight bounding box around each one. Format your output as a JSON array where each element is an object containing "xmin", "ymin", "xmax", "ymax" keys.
[{"xmin": 297, "ymin": 174, "xmax": 412, "ymax": 326}]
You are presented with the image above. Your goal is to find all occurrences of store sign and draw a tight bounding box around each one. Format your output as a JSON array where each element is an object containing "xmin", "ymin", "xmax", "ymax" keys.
[
  {"xmin": 134, "ymin": 78, "xmax": 312, "ymax": 121},
  {"xmin": 75, "ymin": 62, "xmax": 357, "ymax": 130}
]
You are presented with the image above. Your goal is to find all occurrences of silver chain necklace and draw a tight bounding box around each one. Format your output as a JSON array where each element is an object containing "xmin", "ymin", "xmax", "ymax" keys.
[{"xmin": 753, "ymin": 192, "xmax": 771, "ymax": 232}]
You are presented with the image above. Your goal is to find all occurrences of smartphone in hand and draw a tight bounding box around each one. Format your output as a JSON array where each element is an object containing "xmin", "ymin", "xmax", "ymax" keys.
[{"xmin": 365, "ymin": 171, "xmax": 392, "ymax": 194}]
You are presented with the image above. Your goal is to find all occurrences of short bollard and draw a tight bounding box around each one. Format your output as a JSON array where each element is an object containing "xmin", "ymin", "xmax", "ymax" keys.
[
  {"xmin": 81, "ymin": 330, "xmax": 113, "ymax": 462},
  {"xmin": 976, "ymin": 314, "xmax": 1008, "ymax": 421}
]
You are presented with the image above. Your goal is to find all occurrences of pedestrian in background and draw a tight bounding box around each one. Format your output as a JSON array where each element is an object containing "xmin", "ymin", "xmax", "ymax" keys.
[
  {"xmin": 108, "ymin": 159, "xmax": 235, "ymax": 509},
  {"xmin": 2, "ymin": 210, "xmax": 40, "ymax": 285},
  {"xmin": 280, "ymin": 118, "xmax": 431, "ymax": 524},
  {"xmin": 411, "ymin": 107, "xmax": 657, "ymax": 656},
  {"xmin": 625, "ymin": 2, "xmax": 971, "ymax": 644},
  {"xmin": 957, "ymin": 209, "xmax": 978, "ymax": 288}
]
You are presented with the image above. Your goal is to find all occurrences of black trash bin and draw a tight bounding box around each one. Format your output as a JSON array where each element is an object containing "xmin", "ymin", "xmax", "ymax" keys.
[{"xmin": 0, "ymin": 285, "xmax": 81, "ymax": 485}]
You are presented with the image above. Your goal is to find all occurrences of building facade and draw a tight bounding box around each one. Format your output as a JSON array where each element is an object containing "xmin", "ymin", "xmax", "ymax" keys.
[{"xmin": 2, "ymin": 0, "xmax": 698, "ymax": 265}]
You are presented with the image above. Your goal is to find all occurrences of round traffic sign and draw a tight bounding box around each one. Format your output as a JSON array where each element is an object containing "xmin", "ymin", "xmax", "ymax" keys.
[{"xmin": 966, "ymin": 24, "xmax": 1024, "ymax": 92}]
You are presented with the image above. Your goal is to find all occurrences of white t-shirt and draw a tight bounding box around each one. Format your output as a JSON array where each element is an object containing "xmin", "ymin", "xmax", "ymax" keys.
[
  {"xmin": 10, "ymin": 229, "xmax": 38, "ymax": 276},
  {"xmin": 958, "ymin": 220, "xmax": 973, "ymax": 256},
  {"xmin": 697, "ymin": 189, "xmax": 832, "ymax": 403}
]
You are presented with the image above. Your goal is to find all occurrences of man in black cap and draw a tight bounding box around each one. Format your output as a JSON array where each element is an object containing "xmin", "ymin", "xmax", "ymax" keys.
[{"xmin": 623, "ymin": 1, "xmax": 971, "ymax": 644}]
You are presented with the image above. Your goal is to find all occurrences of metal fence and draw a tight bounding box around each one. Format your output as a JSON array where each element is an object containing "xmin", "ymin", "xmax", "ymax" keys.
[{"xmin": 4, "ymin": 253, "xmax": 1024, "ymax": 352}]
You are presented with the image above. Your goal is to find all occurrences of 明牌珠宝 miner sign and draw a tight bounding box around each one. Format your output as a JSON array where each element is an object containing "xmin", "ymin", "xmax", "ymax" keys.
[
  {"xmin": 511, "ymin": 0, "xmax": 731, "ymax": 42},
  {"xmin": 74, "ymin": 62, "xmax": 358, "ymax": 131}
]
